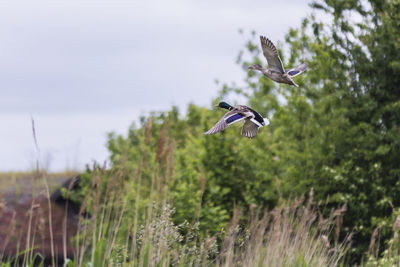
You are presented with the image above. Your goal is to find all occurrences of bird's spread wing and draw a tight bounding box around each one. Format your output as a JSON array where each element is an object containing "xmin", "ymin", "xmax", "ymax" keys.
[
  {"xmin": 241, "ymin": 120, "xmax": 260, "ymax": 138},
  {"xmin": 260, "ymin": 36, "xmax": 285, "ymax": 74},
  {"xmin": 204, "ymin": 111, "xmax": 245, "ymax": 135},
  {"xmin": 286, "ymin": 63, "xmax": 308, "ymax": 77}
]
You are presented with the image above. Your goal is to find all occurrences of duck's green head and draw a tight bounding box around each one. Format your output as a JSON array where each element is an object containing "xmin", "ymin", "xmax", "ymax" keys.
[{"xmin": 217, "ymin": 101, "xmax": 233, "ymax": 110}]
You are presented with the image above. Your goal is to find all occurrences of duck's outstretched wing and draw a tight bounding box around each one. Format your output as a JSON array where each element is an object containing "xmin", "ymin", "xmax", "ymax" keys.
[
  {"xmin": 204, "ymin": 112, "xmax": 245, "ymax": 135},
  {"xmin": 286, "ymin": 63, "xmax": 308, "ymax": 77},
  {"xmin": 260, "ymin": 36, "xmax": 285, "ymax": 74},
  {"xmin": 241, "ymin": 120, "xmax": 260, "ymax": 138}
]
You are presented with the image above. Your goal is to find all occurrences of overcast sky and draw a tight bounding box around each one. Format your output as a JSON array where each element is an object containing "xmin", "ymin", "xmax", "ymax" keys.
[{"xmin": 1, "ymin": 0, "xmax": 311, "ymax": 172}]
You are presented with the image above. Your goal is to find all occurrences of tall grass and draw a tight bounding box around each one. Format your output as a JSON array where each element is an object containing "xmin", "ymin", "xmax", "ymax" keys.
[
  {"xmin": 216, "ymin": 191, "xmax": 351, "ymax": 267},
  {"xmin": 2, "ymin": 118, "xmax": 400, "ymax": 266},
  {"xmin": 3, "ymin": 169, "xmax": 352, "ymax": 266},
  {"xmin": 363, "ymin": 214, "xmax": 400, "ymax": 266},
  {"xmin": 65, "ymin": 163, "xmax": 351, "ymax": 267}
]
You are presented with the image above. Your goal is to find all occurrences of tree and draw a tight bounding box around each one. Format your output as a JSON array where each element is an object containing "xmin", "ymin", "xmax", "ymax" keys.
[{"xmin": 228, "ymin": 0, "xmax": 400, "ymax": 261}]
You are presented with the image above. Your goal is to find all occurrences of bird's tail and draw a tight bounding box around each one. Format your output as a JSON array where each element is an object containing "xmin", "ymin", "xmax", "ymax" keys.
[{"xmin": 288, "ymin": 76, "xmax": 298, "ymax": 87}]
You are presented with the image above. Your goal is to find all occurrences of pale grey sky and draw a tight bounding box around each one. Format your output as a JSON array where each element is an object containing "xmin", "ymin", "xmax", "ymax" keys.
[{"xmin": 1, "ymin": 0, "xmax": 311, "ymax": 171}]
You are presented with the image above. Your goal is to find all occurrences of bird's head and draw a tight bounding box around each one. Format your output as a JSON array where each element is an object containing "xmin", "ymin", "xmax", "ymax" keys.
[
  {"xmin": 216, "ymin": 101, "xmax": 233, "ymax": 110},
  {"xmin": 248, "ymin": 64, "xmax": 263, "ymax": 71}
]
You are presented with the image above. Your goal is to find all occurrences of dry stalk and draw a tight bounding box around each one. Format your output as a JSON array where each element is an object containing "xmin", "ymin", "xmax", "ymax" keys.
[
  {"xmin": 219, "ymin": 207, "xmax": 242, "ymax": 267},
  {"xmin": 23, "ymin": 197, "xmax": 36, "ymax": 266},
  {"xmin": 368, "ymin": 226, "xmax": 380, "ymax": 259},
  {"xmin": 0, "ymin": 211, "xmax": 16, "ymax": 260},
  {"xmin": 333, "ymin": 203, "xmax": 347, "ymax": 247},
  {"xmin": 42, "ymin": 174, "xmax": 55, "ymax": 267},
  {"xmin": 130, "ymin": 162, "xmax": 142, "ymax": 261},
  {"xmin": 167, "ymin": 141, "xmax": 175, "ymax": 184}
]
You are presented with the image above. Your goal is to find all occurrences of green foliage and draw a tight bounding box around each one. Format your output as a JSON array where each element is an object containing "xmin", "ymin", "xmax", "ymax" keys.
[
  {"xmin": 217, "ymin": 0, "xmax": 400, "ymax": 262},
  {"xmin": 290, "ymin": 0, "xmax": 400, "ymax": 261},
  {"xmin": 93, "ymin": 239, "xmax": 108, "ymax": 267}
]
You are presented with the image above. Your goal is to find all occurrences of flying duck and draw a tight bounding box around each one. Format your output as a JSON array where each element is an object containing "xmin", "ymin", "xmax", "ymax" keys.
[
  {"xmin": 248, "ymin": 36, "xmax": 308, "ymax": 86},
  {"xmin": 204, "ymin": 102, "xmax": 269, "ymax": 138}
]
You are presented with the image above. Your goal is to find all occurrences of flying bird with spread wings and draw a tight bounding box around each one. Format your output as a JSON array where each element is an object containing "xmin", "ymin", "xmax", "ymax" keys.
[
  {"xmin": 204, "ymin": 102, "xmax": 269, "ymax": 138},
  {"xmin": 248, "ymin": 36, "xmax": 308, "ymax": 87}
]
